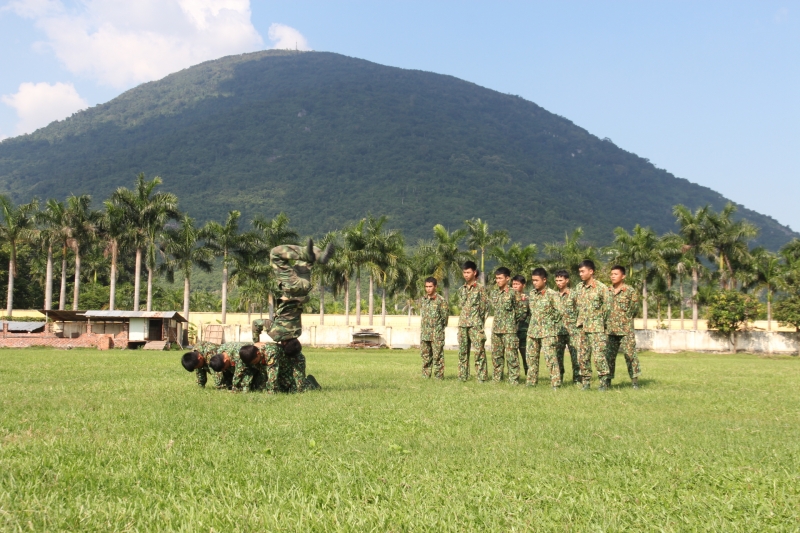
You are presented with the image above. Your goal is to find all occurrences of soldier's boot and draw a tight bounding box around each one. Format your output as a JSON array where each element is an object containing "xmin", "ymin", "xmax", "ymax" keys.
[
  {"xmin": 306, "ymin": 238, "xmax": 316, "ymax": 263},
  {"xmin": 631, "ymin": 377, "xmax": 640, "ymax": 390},
  {"xmin": 581, "ymin": 379, "xmax": 591, "ymax": 390},
  {"xmin": 306, "ymin": 374, "xmax": 321, "ymax": 391},
  {"xmin": 598, "ymin": 377, "xmax": 610, "ymax": 391},
  {"xmin": 317, "ymin": 242, "xmax": 335, "ymax": 265}
]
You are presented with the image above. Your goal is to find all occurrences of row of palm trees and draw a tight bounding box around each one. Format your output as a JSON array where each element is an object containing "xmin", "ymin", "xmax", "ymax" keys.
[{"xmin": 2, "ymin": 175, "xmax": 799, "ymax": 330}]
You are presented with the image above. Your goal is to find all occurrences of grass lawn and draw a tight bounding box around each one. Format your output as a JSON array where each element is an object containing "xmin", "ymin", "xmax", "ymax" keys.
[{"xmin": 0, "ymin": 348, "xmax": 798, "ymax": 532}]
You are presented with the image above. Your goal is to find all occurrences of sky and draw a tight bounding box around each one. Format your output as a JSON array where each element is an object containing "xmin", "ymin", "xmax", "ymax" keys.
[{"xmin": 1, "ymin": 1, "xmax": 798, "ymax": 232}]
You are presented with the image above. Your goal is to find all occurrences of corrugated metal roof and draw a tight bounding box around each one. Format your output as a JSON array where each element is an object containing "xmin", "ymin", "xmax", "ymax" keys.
[
  {"xmin": 84, "ymin": 310, "xmax": 187, "ymax": 322},
  {"xmin": 1, "ymin": 321, "xmax": 46, "ymax": 332},
  {"xmin": 39, "ymin": 310, "xmax": 86, "ymax": 321}
]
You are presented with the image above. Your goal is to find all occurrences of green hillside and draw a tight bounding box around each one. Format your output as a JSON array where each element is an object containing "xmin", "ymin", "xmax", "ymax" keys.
[{"xmin": 0, "ymin": 50, "xmax": 794, "ymax": 248}]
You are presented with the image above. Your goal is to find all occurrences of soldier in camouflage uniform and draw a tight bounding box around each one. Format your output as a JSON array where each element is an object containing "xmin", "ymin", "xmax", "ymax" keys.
[
  {"xmin": 230, "ymin": 343, "xmax": 268, "ymax": 392},
  {"xmin": 574, "ymin": 260, "xmax": 612, "ymax": 390},
  {"xmin": 251, "ymin": 318, "xmax": 271, "ymax": 342},
  {"xmin": 420, "ymin": 277, "xmax": 449, "ymax": 379},
  {"xmin": 457, "ymin": 261, "xmax": 489, "ymax": 382},
  {"xmin": 554, "ymin": 270, "xmax": 580, "ymax": 384},
  {"xmin": 512, "ymin": 275, "xmax": 530, "ymax": 376},
  {"xmin": 607, "ymin": 265, "xmax": 642, "ymax": 389},
  {"xmin": 526, "ymin": 268, "xmax": 564, "ymax": 388},
  {"xmin": 180, "ymin": 340, "xmax": 225, "ymax": 388},
  {"xmin": 489, "ymin": 267, "xmax": 520, "ymax": 384}
]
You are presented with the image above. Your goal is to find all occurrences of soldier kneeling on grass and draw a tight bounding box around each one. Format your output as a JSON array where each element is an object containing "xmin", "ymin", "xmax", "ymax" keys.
[
  {"xmin": 233, "ymin": 342, "xmax": 321, "ymax": 394},
  {"xmin": 181, "ymin": 341, "xmax": 227, "ymax": 389}
]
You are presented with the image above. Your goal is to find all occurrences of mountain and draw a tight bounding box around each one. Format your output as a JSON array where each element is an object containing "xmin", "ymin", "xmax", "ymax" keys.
[{"xmin": 0, "ymin": 50, "xmax": 795, "ymax": 249}]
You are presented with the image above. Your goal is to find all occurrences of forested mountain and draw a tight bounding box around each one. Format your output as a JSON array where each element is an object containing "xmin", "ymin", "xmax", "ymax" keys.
[{"xmin": 0, "ymin": 50, "xmax": 794, "ymax": 248}]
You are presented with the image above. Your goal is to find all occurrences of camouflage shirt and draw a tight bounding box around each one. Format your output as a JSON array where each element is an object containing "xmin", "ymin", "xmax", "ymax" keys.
[
  {"xmin": 420, "ymin": 293, "xmax": 448, "ymax": 341},
  {"xmin": 192, "ymin": 341, "xmax": 219, "ymax": 387},
  {"xmin": 556, "ymin": 289, "xmax": 578, "ymax": 336},
  {"xmin": 231, "ymin": 351, "xmax": 267, "ymax": 392},
  {"xmin": 458, "ymin": 282, "xmax": 488, "ymax": 328},
  {"xmin": 607, "ymin": 284, "xmax": 639, "ymax": 336},
  {"xmin": 489, "ymin": 286, "xmax": 518, "ymax": 334},
  {"xmin": 527, "ymin": 287, "xmax": 563, "ymax": 339},
  {"xmin": 574, "ymin": 279, "xmax": 611, "ymax": 333},
  {"xmin": 515, "ymin": 292, "xmax": 530, "ymax": 334}
]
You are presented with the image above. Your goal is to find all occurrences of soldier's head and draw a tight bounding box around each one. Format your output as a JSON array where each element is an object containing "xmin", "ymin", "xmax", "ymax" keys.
[
  {"xmin": 494, "ymin": 267, "xmax": 511, "ymax": 289},
  {"xmin": 209, "ymin": 352, "xmax": 234, "ymax": 372},
  {"xmin": 282, "ymin": 338, "xmax": 302, "ymax": 357},
  {"xmin": 531, "ymin": 267, "xmax": 548, "ymax": 291},
  {"xmin": 610, "ymin": 265, "xmax": 626, "ymax": 286},
  {"xmin": 424, "ymin": 276, "xmax": 438, "ymax": 296},
  {"xmin": 511, "ymin": 274, "xmax": 526, "ymax": 293},
  {"xmin": 181, "ymin": 351, "xmax": 204, "ymax": 371},
  {"xmin": 554, "ymin": 269, "xmax": 570, "ymax": 291},
  {"xmin": 239, "ymin": 345, "xmax": 263, "ymax": 366},
  {"xmin": 578, "ymin": 260, "xmax": 596, "ymax": 282},
  {"xmin": 462, "ymin": 261, "xmax": 478, "ymax": 283}
]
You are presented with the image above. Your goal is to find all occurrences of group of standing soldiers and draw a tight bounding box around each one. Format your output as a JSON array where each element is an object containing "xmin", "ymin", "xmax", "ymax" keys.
[
  {"xmin": 180, "ymin": 240, "xmax": 332, "ymax": 393},
  {"xmin": 419, "ymin": 259, "xmax": 641, "ymax": 390}
]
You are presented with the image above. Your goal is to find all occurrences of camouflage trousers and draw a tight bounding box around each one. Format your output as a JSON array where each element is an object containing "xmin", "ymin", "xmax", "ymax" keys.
[
  {"xmin": 283, "ymin": 351, "xmax": 307, "ymax": 393},
  {"xmin": 458, "ymin": 327, "xmax": 488, "ymax": 381},
  {"xmin": 576, "ymin": 329, "xmax": 611, "ymax": 383},
  {"xmin": 555, "ymin": 334, "xmax": 580, "ymax": 383},
  {"xmin": 420, "ymin": 339, "xmax": 445, "ymax": 379},
  {"xmin": 491, "ymin": 332, "xmax": 520, "ymax": 384},
  {"xmin": 526, "ymin": 336, "xmax": 561, "ymax": 387},
  {"xmin": 269, "ymin": 298, "xmax": 304, "ymax": 341},
  {"xmin": 517, "ymin": 329, "xmax": 529, "ymax": 375},
  {"xmin": 270, "ymin": 244, "xmax": 317, "ymax": 298},
  {"xmin": 252, "ymin": 319, "xmax": 267, "ymax": 343},
  {"xmin": 607, "ymin": 334, "xmax": 641, "ymax": 380}
]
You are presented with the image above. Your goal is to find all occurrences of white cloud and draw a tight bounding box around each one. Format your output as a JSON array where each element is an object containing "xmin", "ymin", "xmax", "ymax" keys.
[
  {"xmin": 1, "ymin": 81, "xmax": 88, "ymax": 135},
  {"xmin": 268, "ymin": 23, "xmax": 310, "ymax": 51},
  {"xmin": 6, "ymin": 0, "xmax": 271, "ymax": 88}
]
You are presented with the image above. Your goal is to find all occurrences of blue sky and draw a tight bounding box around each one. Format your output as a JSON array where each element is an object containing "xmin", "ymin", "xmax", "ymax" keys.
[{"xmin": 1, "ymin": 1, "xmax": 798, "ymax": 232}]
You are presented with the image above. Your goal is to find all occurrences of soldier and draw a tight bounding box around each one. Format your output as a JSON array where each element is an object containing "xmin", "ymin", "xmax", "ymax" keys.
[
  {"xmin": 489, "ymin": 267, "xmax": 520, "ymax": 384},
  {"xmin": 574, "ymin": 260, "xmax": 612, "ymax": 390},
  {"xmin": 251, "ymin": 318, "xmax": 270, "ymax": 342},
  {"xmin": 554, "ymin": 270, "xmax": 580, "ymax": 384},
  {"xmin": 526, "ymin": 267, "xmax": 564, "ymax": 388},
  {"xmin": 457, "ymin": 261, "xmax": 489, "ymax": 382},
  {"xmin": 512, "ymin": 275, "xmax": 530, "ymax": 376},
  {"xmin": 419, "ymin": 276, "xmax": 448, "ymax": 380},
  {"xmin": 231, "ymin": 343, "xmax": 268, "ymax": 392},
  {"xmin": 180, "ymin": 340, "xmax": 223, "ymax": 388},
  {"xmin": 607, "ymin": 265, "xmax": 642, "ymax": 389}
]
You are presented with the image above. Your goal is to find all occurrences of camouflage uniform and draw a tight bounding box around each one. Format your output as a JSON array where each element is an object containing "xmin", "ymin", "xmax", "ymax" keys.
[
  {"xmin": 457, "ymin": 281, "xmax": 488, "ymax": 382},
  {"xmin": 269, "ymin": 244, "xmax": 321, "ymax": 342},
  {"xmin": 574, "ymin": 279, "xmax": 612, "ymax": 385},
  {"xmin": 283, "ymin": 349, "xmax": 308, "ymax": 393},
  {"xmin": 526, "ymin": 287, "xmax": 563, "ymax": 387},
  {"xmin": 555, "ymin": 289, "xmax": 580, "ymax": 383},
  {"xmin": 606, "ymin": 284, "xmax": 642, "ymax": 381},
  {"xmin": 515, "ymin": 292, "xmax": 530, "ymax": 375},
  {"xmin": 230, "ymin": 343, "xmax": 267, "ymax": 392},
  {"xmin": 252, "ymin": 319, "xmax": 269, "ymax": 342},
  {"xmin": 489, "ymin": 286, "xmax": 520, "ymax": 384},
  {"xmin": 191, "ymin": 341, "xmax": 221, "ymax": 388},
  {"xmin": 420, "ymin": 293, "xmax": 448, "ymax": 379}
]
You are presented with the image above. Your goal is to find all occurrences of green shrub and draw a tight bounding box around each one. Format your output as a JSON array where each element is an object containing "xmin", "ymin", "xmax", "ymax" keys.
[{"xmin": 706, "ymin": 290, "xmax": 760, "ymax": 334}]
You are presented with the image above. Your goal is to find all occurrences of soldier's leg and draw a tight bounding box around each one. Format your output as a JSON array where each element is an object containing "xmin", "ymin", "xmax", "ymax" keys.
[
  {"xmin": 517, "ymin": 330, "xmax": 528, "ymax": 375},
  {"xmin": 590, "ymin": 333, "xmax": 611, "ymax": 380},
  {"xmin": 555, "ymin": 335, "xmax": 567, "ymax": 382},
  {"xmin": 472, "ymin": 327, "xmax": 488, "ymax": 382},
  {"xmin": 577, "ymin": 329, "xmax": 593, "ymax": 386},
  {"xmin": 568, "ymin": 339, "xmax": 580, "ymax": 383},
  {"xmin": 606, "ymin": 335, "xmax": 621, "ymax": 380},
  {"xmin": 432, "ymin": 339, "xmax": 445, "ymax": 380},
  {"xmin": 288, "ymin": 351, "xmax": 307, "ymax": 393},
  {"xmin": 457, "ymin": 328, "xmax": 471, "ymax": 381},
  {"xmin": 526, "ymin": 337, "xmax": 541, "ymax": 386},
  {"xmin": 264, "ymin": 348, "xmax": 280, "ymax": 394},
  {"xmin": 622, "ymin": 334, "xmax": 641, "ymax": 379},
  {"xmin": 420, "ymin": 340, "xmax": 433, "ymax": 378},
  {"xmin": 491, "ymin": 332, "xmax": 505, "ymax": 382},
  {"xmin": 505, "ymin": 334, "xmax": 520, "ymax": 384},
  {"xmin": 542, "ymin": 336, "xmax": 561, "ymax": 388}
]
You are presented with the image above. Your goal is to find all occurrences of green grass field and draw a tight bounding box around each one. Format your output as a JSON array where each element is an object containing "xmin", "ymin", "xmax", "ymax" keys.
[{"xmin": 0, "ymin": 348, "xmax": 798, "ymax": 532}]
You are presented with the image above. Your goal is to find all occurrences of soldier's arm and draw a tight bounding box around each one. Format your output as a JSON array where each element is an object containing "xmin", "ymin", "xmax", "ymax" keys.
[
  {"xmin": 437, "ymin": 298, "xmax": 449, "ymax": 329},
  {"xmin": 479, "ymin": 288, "xmax": 488, "ymax": 321},
  {"xmin": 231, "ymin": 360, "xmax": 248, "ymax": 391},
  {"xmin": 196, "ymin": 367, "xmax": 207, "ymax": 387}
]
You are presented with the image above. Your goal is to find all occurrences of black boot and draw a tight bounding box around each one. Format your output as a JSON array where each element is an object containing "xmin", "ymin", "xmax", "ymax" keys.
[
  {"xmin": 581, "ymin": 380, "xmax": 591, "ymax": 390},
  {"xmin": 306, "ymin": 374, "xmax": 321, "ymax": 390},
  {"xmin": 598, "ymin": 377, "xmax": 610, "ymax": 391},
  {"xmin": 317, "ymin": 242, "xmax": 335, "ymax": 265},
  {"xmin": 632, "ymin": 377, "xmax": 640, "ymax": 390},
  {"xmin": 306, "ymin": 238, "xmax": 316, "ymax": 263}
]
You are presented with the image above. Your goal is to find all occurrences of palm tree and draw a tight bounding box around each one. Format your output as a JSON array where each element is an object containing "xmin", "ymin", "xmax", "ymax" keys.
[
  {"xmin": 161, "ymin": 215, "xmax": 213, "ymax": 323},
  {"xmin": 35, "ymin": 199, "xmax": 70, "ymax": 310},
  {"xmin": 202, "ymin": 210, "xmax": 250, "ymax": 324},
  {"xmin": 251, "ymin": 212, "xmax": 299, "ymax": 319},
  {"xmin": 100, "ymin": 201, "xmax": 131, "ymax": 310},
  {"xmin": 312, "ymin": 231, "xmax": 345, "ymax": 326},
  {"xmin": 420, "ymin": 224, "xmax": 471, "ymax": 303},
  {"xmin": 362, "ymin": 214, "xmax": 404, "ymax": 325},
  {"xmin": 343, "ymin": 219, "xmax": 369, "ymax": 325},
  {"xmin": 489, "ymin": 242, "xmax": 538, "ymax": 279},
  {"xmin": 64, "ymin": 194, "xmax": 100, "ymax": 310},
  {"xmin": 0, "ymin": 196, "xmax": 39, "ymax": 316},
  {"xmin": 110, "ymin": 173, "xmax": 179, "ymax": 311},
  {"xmin": 673, "ymin": 204, "xmax": 715, "ymax": 330},
  {"xmin": 705, "ymin": 203, "xmax": 758, "ymax": 289},
  {"xmin": 464, "ymin": 218, "xmax": 509, "ymax": 284},
  {"xmin": 543, "ymin": 228, "xmax": 598, "ymax": 280},
  {"xmin": 746, "ymin": 248, "xmax": 782, "ymax": 331}
]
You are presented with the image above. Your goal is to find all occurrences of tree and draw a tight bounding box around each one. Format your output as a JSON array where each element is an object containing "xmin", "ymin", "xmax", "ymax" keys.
[
  {"xmin": 705, "ymin": 203, "xmax": 758, "ymax": 289},
  {"xmin": 100, "ymin": 201, "xmax": 131, "ymax": 310},
  {"xmin": 251, "ymin": 213, "xmax": 299, "ymax": 319},
  {"xmin": 0, "ymin": 196, "xmax": 39, "ymax": 316},
  {"xmin": 64, "ymin": 194, "xmax": 100, "ymax": 310},
  {"xmin": 706, "ymin": 290, "xmax": 760, "ymax": 348},
  {"xmin": 489, "ymin": 243, "xmax": 538, "ymax": 280},
  {"xmin": 420, "ymin": 224, "xmax": 471, "ymax": 303},
  {"xmin": 673, "ymin": 205, "xmax": 715, "ymax": 330},
  {"xmin": 161, "ymin": 215, "xmax": 213, "ymax": 323},
  {"xmin": 312, "ymin": 231, "xmax": 345, "ymax": 326},
  {"xmin": 362, "ymin": 214, "xmax": 404, "ymax": 325},
  {"xmin": 35, "ymin": 199, "xmax": 70, "ymax": 310},
  {"xmin": 543, "ymin": 228, "xmax": 598, "ymax": 281},
  {"xmin": 342, "ymin": 219, "xmax": 369, "ymax": 325},
  {"xmin": 110, "ymin": 173, "xmax": 178, "ymax": 311},
  {"xmin": 202, "ymin": 210, "xmax": 250, "ymax": 324},
  {"xmin": 774, "ymin": 296, "xmax": 800, "ymax": 332},
  {"xmin": 464, "ymin": 218, "xmax": 508, "ymax": 284},
  {"xmin": 746, "ymin": 248, "xmax": 782, "ymax": 331}
]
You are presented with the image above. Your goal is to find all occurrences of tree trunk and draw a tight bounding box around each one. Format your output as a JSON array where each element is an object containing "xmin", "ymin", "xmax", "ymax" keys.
[
  {"xmin": 381, "ymin": 287, "xmax": 386, "ymax": 326},
  {"xmin": 692, "ymin": 267, "xmax": 698, "ymax": 331},
  {"xmin": 44, "ymin": 245, "xmax": 54, "ymax": 310},
  {"xmin": 319, "ymin": 284, "xmax": 325, "ymax": 325},
  {"xmin": 480, "ymin": 249, "xmax": 485, "ymax": 285},
  {"xmin": 146, "ymin": 267, "xmax": 153, "ymax": 312},
  {"xmin": 444, "ymin": 284, "xmax": 450, "ymax": 305},
  {"xmin": 368, "ymin": 274, "xmax": 374, "ymax": 326},
  {"xmin": 679, "ymin": 273, "xmax": 685, "ymax": 330},
  {"xmin": 6, "ymin": 256, "xmax": 14, "ymax": 316},
  {"xmin": 767, "ymin": 291, "xmax": 772, "ymax": 331},
  {"xmin": 356, "ymin": 270, "xmax": 361, "ymax": 325},
  {"xmin": 344, "ymin": 277, "xmax": 350, "ymax": 326},
  {"xmin": 59, "ymin": 249, "xmax": 67, "ymax": 311},
  {"xmin": 642, "ymin": 280, "xmax": 648, "ymax": 330},
  {"xmin": 183, "ymin": 276, "xmax": 191, "ymax": 322},
  {"xmin": 407, "ymin": 299, "xmax": 412, "ymax": 326},
  {"xmin": 133, "ymin": 247, "xmax": 142, "ymax": 311},
  {"xmin": 109, "ymin": 243, "xmax": 117, "ymax": 311},
  {"xmin": 221, "ymin": 260, "xmax": 228, "ymax": 324},
  {"xmin": 268, "ymin": 293, "xmax": 274, "ymax": 321},
  {"xmin": 72, "ymin": 252, "xmax": 81, "ymax": 311},
  {"xmin": 666, "ymin": 277, "xmax": 672, "ymax": 330}
]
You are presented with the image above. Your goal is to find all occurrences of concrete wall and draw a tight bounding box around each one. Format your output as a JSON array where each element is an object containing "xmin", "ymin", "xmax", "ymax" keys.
[{"xmin": 635, "ymin": 329, "xmax": 800, "ymax": 354}]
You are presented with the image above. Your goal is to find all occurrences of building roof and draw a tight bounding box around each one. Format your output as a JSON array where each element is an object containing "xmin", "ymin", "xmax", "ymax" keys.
[
  {"xmin": 84, "ymin": 310, "xmax": 187, "ymax": 322},
  {"xmin": 1, "ymin": 321, "xmax": 46, "ymax": 332},
  {"xmin": 39, "ymin": 310, "xmax": 86, "ymax": 322}
]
